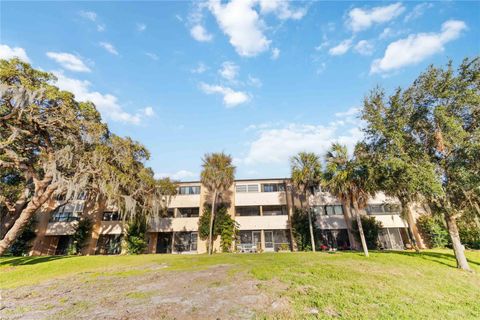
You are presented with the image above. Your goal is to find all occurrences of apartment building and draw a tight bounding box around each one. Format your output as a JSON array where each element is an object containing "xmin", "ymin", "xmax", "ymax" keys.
[{"xmin": 30, "ymin": 178, "xmax": 425, "ymax": 256}]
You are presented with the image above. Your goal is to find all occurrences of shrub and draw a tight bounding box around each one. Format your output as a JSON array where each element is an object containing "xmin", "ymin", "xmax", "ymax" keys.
[
  {"xmin": 291, "ymin": 208, "xmax": 316, "ymax": 251},
  {"xmin": 126, "ymin": 215, "xmax": 148, "ymax": 254},
  {"xmin": 8, "ymin": 219, "xmax": 37, "ymax": 256},
  {"xmin": 352, "ymin": 215, "xmax": 383, "ymax": 249},
  {"xmin": 457, "ymin": 215, "xmax": 480, "ymax": 249},
  {"xmin": 69, "ymin": 217, "xmax": 93, "ymax": 255},
  {"xmin": 198, "ymin": 205, "xmax": 238, "ymax": 252},
  {"xmin": 416, "ymin": 215, "xmax": 450, "ymax": 248}
]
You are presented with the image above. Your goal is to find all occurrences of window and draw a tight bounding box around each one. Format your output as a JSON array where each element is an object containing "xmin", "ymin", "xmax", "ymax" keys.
[
  {"xmin": 235, "ymin": 206, "xmax": 260, "ymax": 216},
  {"xmin": 263, "ymin": 205, "xmax": 287, "ymax": 216},
  {"xmin": 96, "ymin": 235, "xmax": 122, "ymax": 255},
  {"xmin": 174, "ymin": 232, "xmax": 197, "ymax": 252},
  {"xmin": 76, "ymin": 191, "xmax": 87, "ymax": 200},
  {"xmin": 165, "ymin": 208, "xmax": 175, "ymax": 218},
  {"xmin": 313, "ymin": 205, "xmax": 343, "ymax": 216},
  {"xmin": 235, "ymin": 184, "xmax": 259, "ymax": 193},
  {"xmin": 178, "ymin": 186, "xmax": 200, "ymax": 195},
  {"xmin": 177, "ymin": 207, "xmax": 200, "ymax": 217},
  {"xmin": 50, "ymin": 204, "xmax": 80, "ymax": 222},
  {"xmin": 366, "ymin": 204, "xmax": 384, "ymax": 214},
  {"xmin": 383, "ymin": 203, "xmax": 401, "ymax": 213},
  {"xmin": 102, "ymin": 211, "xmax": 121, "ymax": 221},
  {"xmin": 261, "ymin": 183, "xmax": 285, "ymax": 192}
]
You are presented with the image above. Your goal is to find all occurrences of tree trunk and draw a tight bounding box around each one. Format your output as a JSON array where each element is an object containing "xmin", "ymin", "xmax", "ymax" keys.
[
  {"xmin": 403, "ymin": 203, "xmax": 421, "ymax": 252},
  {"xmin": 0, "ymin": 182, "xmax": 56, "ymax": 255},
  {"xmin": 307, "ymin": 208, "xmax": 316, "ymax": 252},
  {"xmin": 445, "ymin": 212, "xmax": 471, "ymax": 272},
  {"xmin": 353, "ymin": 201, "xmax": 369, "ymax": 257},
  {"xmin": 342, "ymin": 199, "xmax": 357, "ymax": 250},
  {"xmin": 207, "ymin": 190, "xmax": 217, "ymax": 255}
]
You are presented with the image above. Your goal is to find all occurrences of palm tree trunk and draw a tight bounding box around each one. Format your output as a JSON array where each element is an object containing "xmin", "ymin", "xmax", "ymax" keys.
[
  {"xmin": 307, "ymin": 208, "xmax": 316, "ymax": 252},
  {"xmin": 352, "ymin": 200, "xmax": 369, "ymax": 257},
  {"xmin": 342, "ymin": 199, "xmax": 357, "ymax": 250},
  {"xmin": 207, "ymin": 190, "xmax": 217, "ymax": 255},
  {"xmin": 445, "ymin": 211, "xmax": 471, "ymax": 271}
]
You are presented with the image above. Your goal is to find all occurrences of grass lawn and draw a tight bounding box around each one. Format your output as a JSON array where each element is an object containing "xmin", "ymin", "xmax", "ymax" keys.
[{"xmin": 1, "ymin": 249, "xmax": 479, "ymax": 319}]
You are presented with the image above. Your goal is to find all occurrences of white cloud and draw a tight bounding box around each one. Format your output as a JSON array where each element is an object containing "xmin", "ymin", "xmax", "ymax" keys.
[
  {"xmin": 371, "ymin": 20, "xmax": 467, "ymax": 74},
  {"xmin": 347, "ymin": 2, "xmax": 405, "ymax": 32},
  {"xmin": 0, "ymin": 44, "xmax": 30, "ymax": 62},
  {"xmin": 247, "ymin": 75, "xmax": 262, "ymax": 87},
  {"xmin": 190, "ymin": 25, "xmax": 213, "ymax": 42},
  {"xmin": 404, "ymin": 3, "xmax": 433, "ymax": 22},
  {"xmin": 191, "ymin": 62, "xmax": 208, "ymax": 74},
  {"xmin": 258, "ymin": 0, "xmax": 306, "ymax": 20},
  {"xmin": 242, "ymin": 123, "xmax": 363, "ymax": 165},
  {"xmin": 145, "ymin": 52, "xmax": 159, "ymax": 61},
  {"xmin": 79, "ymin": 10, "xmax": 97, "ymax": 22},
  {"xmin": 354, "ymin": 40, "xmax": 375, "ymax": 56},
  {"xmin": 99, "ymin": 42, "xmax": 119, "ymax": 55},
  {"xmin": 219, "ymin": 61, "xmax": 239, "ymax": 80},
  {"xmin": 334, "ymin": 106, "xmax": 360, "ymax": 118},
  {"xmin": 329, "ymin": 39, "xmax": 353, "ymax": 56},
  {"xmin": 142, "ymin": 106, "xmax": 155, "ymax": 117},
  {"xmin": 46, "ymin": 52, "xmax": 91, "ymax": 72},
  {"xmin": 53, "ymin": 72, "xmax": 143, "ymax": 124},
  {"xmin": 137, "ymin": 23, "xmax": 147, "ymax": 32},
  {"xmin": 200, "ymin": 82, "xmax": 250, "ymax": 107},
  {"xmin": 79, "ymin": 10, "xmax": 105, "ymax": 32},
  {"xmin": 271, "ymin": 47, "xmax": 280, "ymax": 60},
  {"xmin": 155, "ymin": 170, "xmax": 197, "ymax": 181},
  {"xmin": 207, "ymin": 0, "xmax": 270, "ymax": 57}
]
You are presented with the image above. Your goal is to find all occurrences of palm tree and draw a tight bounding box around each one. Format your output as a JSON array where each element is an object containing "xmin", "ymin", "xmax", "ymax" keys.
[
  {"xmin": 200, "ymin": 152, "xmax": 235, "ymax": 255},
  {"xmin": 290, "ymin": 152, "xmax": 322, "ymax": 252},
  {"xmin": 323, "ymin": 143, "xmax": 373, "ymax": 257}
]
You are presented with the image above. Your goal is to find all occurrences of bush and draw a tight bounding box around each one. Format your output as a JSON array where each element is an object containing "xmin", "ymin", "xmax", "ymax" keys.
[
  {"xmin": 417, "ymin": 215, "xmax": 450, "ymax": 248},
  {"xmin": 352, "ymin": 215, "xmax": 383, "ymax": 249},
  {"xmin": 457, "ymin": 212, "xmax": 480, "ymax": 249},
  {"xmin": 198, "ymin": 205, "xmax": 238, "ymax": 252},
  {"xmin": 68, "ymin": 217, "xmax": 93, "ymax": 255},
  {"xmin": 291, "ymin": 208, "xmax": 316, "ymax": 251},
  {"xmin": 126, "ymin": 215, "xmax": 148, "ymax": 254},
  {"xmin": 8, "ymin": 219, "xmax": 37, "ymax": 256}
]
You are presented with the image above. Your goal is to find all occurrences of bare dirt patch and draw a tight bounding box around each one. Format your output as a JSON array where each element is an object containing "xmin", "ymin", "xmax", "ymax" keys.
[{"xmin": 2, "ymin": 264, "xmax": 291, "ymax": 319}]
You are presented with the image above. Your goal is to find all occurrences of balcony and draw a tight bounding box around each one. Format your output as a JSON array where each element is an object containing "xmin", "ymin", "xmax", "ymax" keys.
[
  {"xmin": 99, "ymin": 221, "xmax": 124, "ymax": 235},
  {"xmin": 235, "ymin": 192, "xmax": 286, "ymax": 206},
  {"xmin": 150, "ymin": 217, "xmax": 199, "ymax": 232},
  {"xmin": 372, "ymin": 214, "xmax": 407, "ymax": 228},
  {"xmin": 45, "ymin": 221, "xmax": 78, "ymax": 236},
  {"xmin": 169, "ymin": 194, "xmax": 201, "ymax": 208},
  {"xmin": 235, "ymin": 215, "xmax": 289, "ymax": 230},
  {"xmin": 316, "ymin": 216, "xmax": 348, "ymax": 229}
]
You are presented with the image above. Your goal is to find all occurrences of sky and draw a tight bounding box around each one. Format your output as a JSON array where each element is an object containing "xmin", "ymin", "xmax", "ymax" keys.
[{"xmin": 1, "ymin": 1, "xmax": 479, "ymax": 181}]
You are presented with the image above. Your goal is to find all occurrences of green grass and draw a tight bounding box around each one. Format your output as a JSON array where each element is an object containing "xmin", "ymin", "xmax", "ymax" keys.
[{"xmin": 1, "ymin": 249, "xmax": 479, "ymax": 319}]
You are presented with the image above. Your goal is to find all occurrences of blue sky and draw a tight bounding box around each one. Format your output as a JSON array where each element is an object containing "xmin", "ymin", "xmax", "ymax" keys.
[{"xmin": 1, "ymin": 1, "xmax": 479, "ymax": 180}]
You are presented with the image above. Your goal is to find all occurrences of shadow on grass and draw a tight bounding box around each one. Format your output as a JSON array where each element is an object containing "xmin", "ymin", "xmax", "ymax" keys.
[
  {"xmin": 0, "ymin": 255, "xmax": 72, "ymax": 266},
  {"xmin": 380, "ymin": 250, "xmax": 480, "ymax": 269}
]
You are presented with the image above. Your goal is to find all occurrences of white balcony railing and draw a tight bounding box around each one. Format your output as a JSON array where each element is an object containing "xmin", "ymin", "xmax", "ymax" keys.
[
  {"xmin": 235, "ymin": 215, "xmax": 289, "ymax": 230},
  {"xmin": 150, "ymin": 217, "xmax": 199, "ymax": 232},
  {"xmin": 99, "ymin": 221, "xmax": 124, "ymax": 235},
  {"xmin": 45, "ymin": 221, "xmax": 78, "ymax": 236},
  {"xmin": 235, "ymin": 192, "xmax": 286, "ymax": 206}
]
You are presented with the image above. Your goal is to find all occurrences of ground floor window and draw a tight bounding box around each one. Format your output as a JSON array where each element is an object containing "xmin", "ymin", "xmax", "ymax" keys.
[
  {"xmin": 55, "ymin": 235, "xmax": 73, "ymax": 255},
  {"xmin": 174, "ymin": 232, "xmax": 198, "ymax": 253},
  {"xmin": 237, "ymin": 230, "xmax": 290, "ymax": 252},
  {"xmin": 378, "ymin": 228, "xmax": 408, "ymax": 250},
  {"xmin": 96, "ymin": 234, "xmax": 122, "ymax": 255},
  {"xmin": 315, "ymin": 229, "xmax": 350, "ymax": 250}
]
